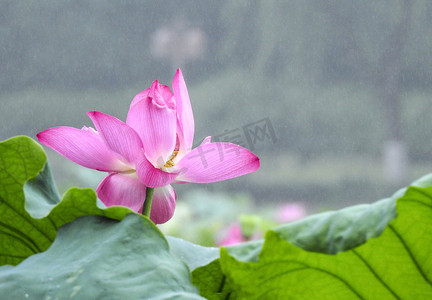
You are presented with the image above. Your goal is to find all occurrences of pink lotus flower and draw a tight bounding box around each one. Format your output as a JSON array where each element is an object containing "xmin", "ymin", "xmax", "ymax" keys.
[{"xmin": 37, "ymin": 69, "xmax": 260, "ymax": 224}]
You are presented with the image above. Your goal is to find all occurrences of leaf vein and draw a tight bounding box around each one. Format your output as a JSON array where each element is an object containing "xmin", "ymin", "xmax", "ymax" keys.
[
  {"xmin": 388, "ymin": 224, "xmax": 431, "ymax": 285},
  {"xmin": 252, "ymin": 260, "xmax": 365, "ymax": 299},
  {"xmin": 0, "ymin": 223, "xmax": 41, "ymax": 253},
  {"xmin": 352, "ymin": 250, "xmax": 400, "ymax": 299}
]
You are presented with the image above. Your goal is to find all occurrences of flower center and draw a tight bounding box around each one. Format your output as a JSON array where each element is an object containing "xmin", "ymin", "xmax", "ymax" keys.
[{"xmin": 164, "ymin": 150, "xmax": 179, "ymax": 168}]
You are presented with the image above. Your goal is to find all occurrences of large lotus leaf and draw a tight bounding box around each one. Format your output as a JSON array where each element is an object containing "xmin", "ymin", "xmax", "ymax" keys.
[
  {"xmin": 0, "ymin": 214, "xmax": 204, "ymax": 299},
  {"xmin": 219, "ymin": 184, "xmax": 432, "ymax": 299},
  {"xmin": 167, "ymin": 236, "xmax": 219, "ymax": 270},
  {"xmin": 272, "ymin": 173, "xmax": 432, "ymax": 255},
  {"xmin": 2, "ymin": 135, "xmax": 432, "ymax": 299},
  {"xmin": 190, "ymin": 175, "xmax": 432, "ymax": 299}
]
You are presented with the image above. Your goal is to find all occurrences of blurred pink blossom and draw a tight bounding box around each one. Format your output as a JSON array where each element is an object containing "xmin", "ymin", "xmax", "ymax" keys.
[
  {"xmin": 276, "ymin": 202, "xmax": 307, "ymax": 223},
  {"xmin": 218, "ymin": 222, "xmax": 262, "ymax": 246},
  {"xmin": 218, "ymin": 223, "xmax": 245, "ymax": 246}
]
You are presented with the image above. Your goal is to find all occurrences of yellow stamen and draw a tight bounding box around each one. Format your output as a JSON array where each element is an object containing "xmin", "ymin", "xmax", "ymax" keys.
[{"xmin": 164, "ymin": 150, "xmax": 179, "ymax": 168}]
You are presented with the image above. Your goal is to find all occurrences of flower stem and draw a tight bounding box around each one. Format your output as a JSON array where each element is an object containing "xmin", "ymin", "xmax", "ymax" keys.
[{"xmin": 142, "ymin": 187, "xmax": 154, "ymax": 218}]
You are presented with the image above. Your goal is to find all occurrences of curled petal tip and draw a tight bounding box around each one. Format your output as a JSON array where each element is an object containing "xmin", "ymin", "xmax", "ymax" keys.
[{"xmin": 149, "ymin": 185, "xmax": 177, "ymax": 224}]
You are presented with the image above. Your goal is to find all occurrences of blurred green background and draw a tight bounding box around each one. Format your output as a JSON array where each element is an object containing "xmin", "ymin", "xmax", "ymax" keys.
[{"xmin": 1, "ymin": 1, "xmax": 431, "ymax": 245}]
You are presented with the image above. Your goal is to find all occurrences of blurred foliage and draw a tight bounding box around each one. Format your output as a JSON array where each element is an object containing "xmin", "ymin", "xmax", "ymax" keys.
[
  {"xmin": 2, "ymin": 0, "xmax": 432, "ymax": 211},
  {"xmin": 2, "ymin": 1, "xmax": 432, "ymax": 91},
  {"xmin": 159, "ymin": 190, "xmax": 259, "ymax": 246}
]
